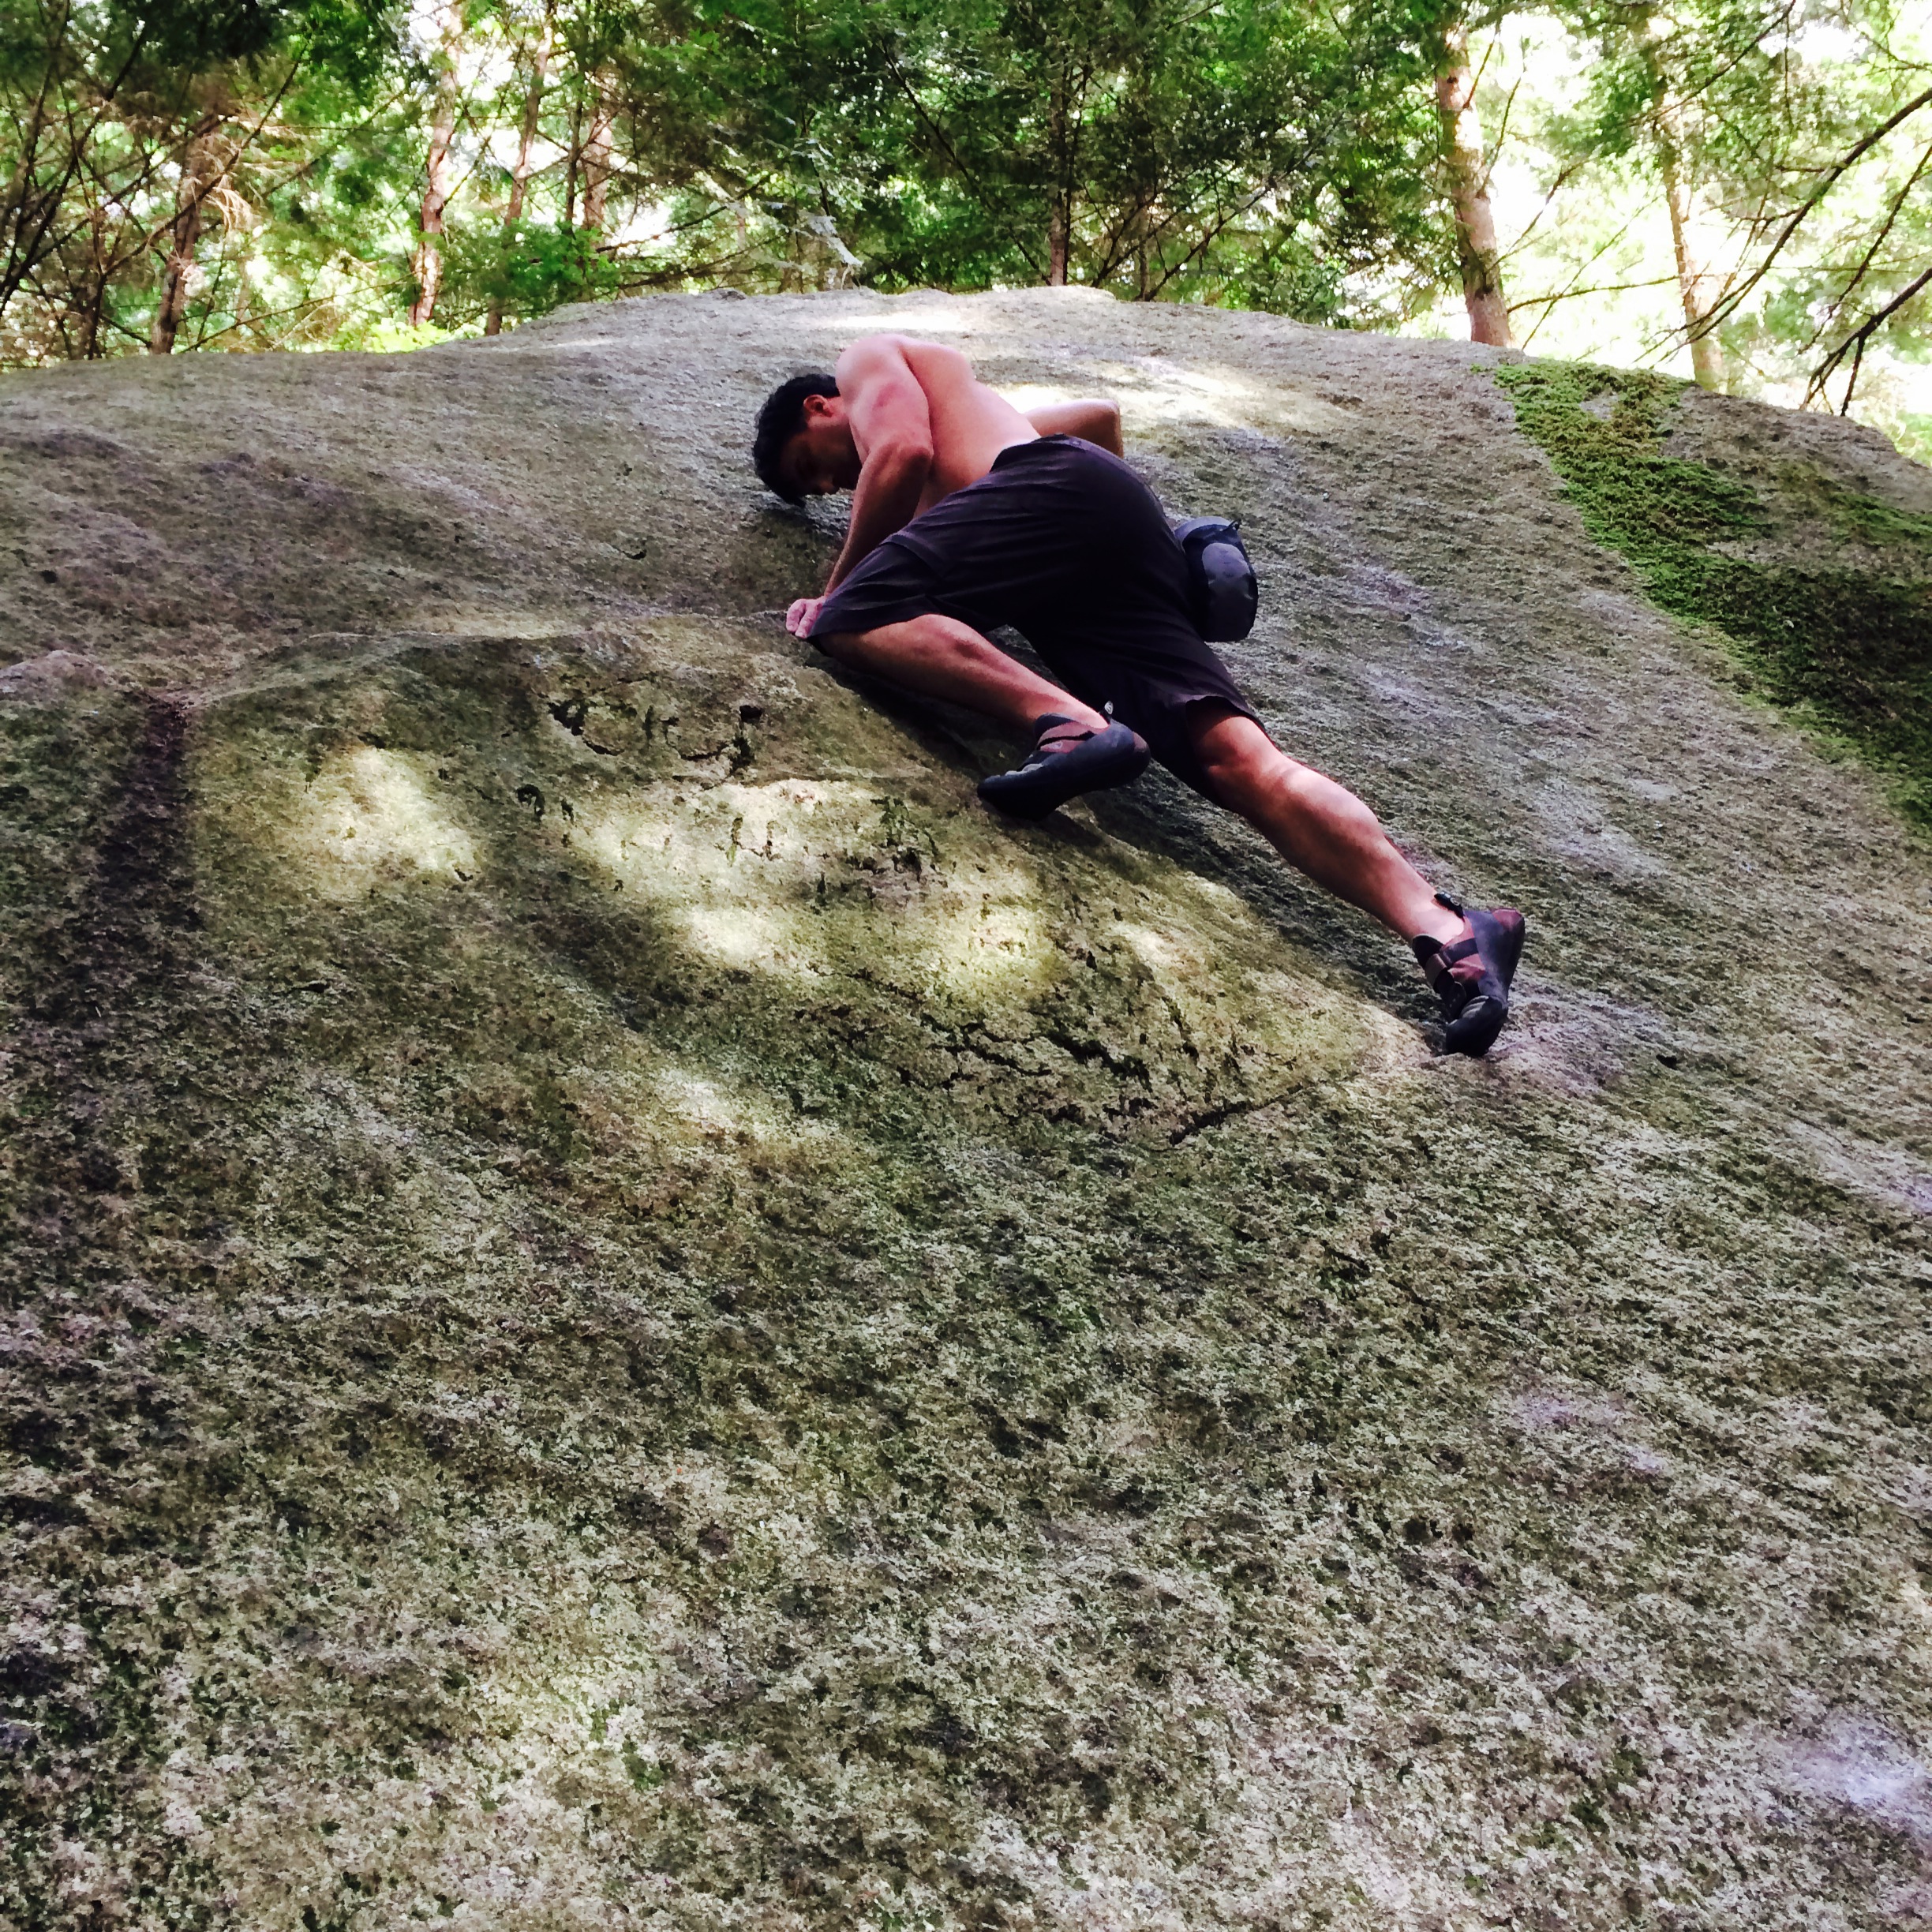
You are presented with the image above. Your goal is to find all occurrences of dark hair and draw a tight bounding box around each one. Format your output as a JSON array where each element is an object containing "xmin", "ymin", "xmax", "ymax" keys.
[{"xmin": 753, "ymin": 373, "xmax": 838, "ymax": 502}]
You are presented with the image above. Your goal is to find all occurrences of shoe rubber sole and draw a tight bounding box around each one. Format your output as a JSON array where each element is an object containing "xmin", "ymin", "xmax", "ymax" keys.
[
  {"xmin": 1440, "ymin": 905, "xmax": 1526, "ymax": 1057},
  {"xmin": 978, "ymin": 721, "xmax": 1151, "ymax": 820}
]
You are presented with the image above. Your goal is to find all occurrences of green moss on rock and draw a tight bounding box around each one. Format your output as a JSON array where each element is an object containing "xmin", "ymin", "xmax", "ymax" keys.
[{"xmin": 1497, "ymin": 361, "xmax": 1932, "ymax": 824}]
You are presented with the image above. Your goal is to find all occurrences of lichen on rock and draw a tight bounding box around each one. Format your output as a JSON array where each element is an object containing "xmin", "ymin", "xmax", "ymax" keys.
[
  {"xmin": 2, "ymin": 290, "xmax": 1930, "ymax": 1928},
  {"xmin": 1497, "ymin": 360, "xmax": 1932, "ymax": 825}
]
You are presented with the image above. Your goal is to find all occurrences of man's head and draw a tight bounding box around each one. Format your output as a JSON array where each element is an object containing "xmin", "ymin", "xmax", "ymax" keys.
[{"xmin": 753, "ymin": 373, "xmax": 859, "ymax": 503}]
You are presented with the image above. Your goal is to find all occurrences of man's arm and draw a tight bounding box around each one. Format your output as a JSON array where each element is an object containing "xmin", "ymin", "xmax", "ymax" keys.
[
  {"xmin": 826, "ymin": 335, "xmax": 934, "ymax": 592},
  {"xmin": 1024, "ymin": 399, "xmax": 1122, "ymax": 457}
]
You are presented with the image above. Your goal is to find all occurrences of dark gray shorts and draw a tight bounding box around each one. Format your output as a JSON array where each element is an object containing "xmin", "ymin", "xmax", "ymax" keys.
[{"xmin": 811, "ymin": 436, "xmax": 1261, "ymax": 795}]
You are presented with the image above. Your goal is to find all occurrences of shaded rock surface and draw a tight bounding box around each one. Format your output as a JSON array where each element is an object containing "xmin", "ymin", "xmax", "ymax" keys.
[{"xmin": 1, "ymin": 287, "xmax": 1929, "ymax": 1929}]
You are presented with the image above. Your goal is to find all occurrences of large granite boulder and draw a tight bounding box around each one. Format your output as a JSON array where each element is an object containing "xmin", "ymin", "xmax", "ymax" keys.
[{"xmin": 2, "ymin": 288, "xmax": 1929, "ymax": 1928}]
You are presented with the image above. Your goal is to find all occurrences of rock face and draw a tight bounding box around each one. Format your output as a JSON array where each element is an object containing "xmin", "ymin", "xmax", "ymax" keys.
[{"xmin": 2, "ymin": 287, "xmax": 1930, "ymax": 1929}]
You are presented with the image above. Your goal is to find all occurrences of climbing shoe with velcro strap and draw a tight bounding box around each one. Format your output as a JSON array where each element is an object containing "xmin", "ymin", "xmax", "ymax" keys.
[
  {"xmin": 1412, "ymin": 891, "xmax": 1526, "ymax": 1057},
  {"xmin": 977, "ymin": 712, "xmax": 1151, "ymax": 820}
]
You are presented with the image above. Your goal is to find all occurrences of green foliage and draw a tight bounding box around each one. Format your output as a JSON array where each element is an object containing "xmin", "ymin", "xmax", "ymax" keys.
[
  {"xmin": 0, "ymin": 0, "xmax": 412, "ymax": 358},
  {"xmin": 0, "ymin": 0, "xmax": 1463, "ymax": 353},
  {"xmin": 1499, "ymin": 359, "xmax": 1932, "ymax": 824},
  {"xmin": 440, "ymin": 216, "xmax": 620, "ymax": 326},
  {"xmin": 3, "ymin": 0, "xmax": 1930, "ymax": 380},
  {"xmin": 1215, "ymin": 227, "xmax": 1351, "ymax": 324},
  {"xmin": 606, "ymin": 0, "xmax": 1452, "ymax": 316},
  {"xmin": 1515, "ymin": 0, "xmax": 1932, "ymax": 411}
]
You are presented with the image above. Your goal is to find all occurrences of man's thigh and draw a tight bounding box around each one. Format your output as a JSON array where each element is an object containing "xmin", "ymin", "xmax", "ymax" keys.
[{"xmin": 1180, "ymin": 704, "xmax": 1282, "ymax": 804}]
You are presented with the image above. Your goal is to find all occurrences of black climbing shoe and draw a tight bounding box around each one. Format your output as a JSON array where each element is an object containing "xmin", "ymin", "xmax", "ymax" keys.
[
  {"xmin": 1412, "ymin": 891, "xmax": 1526, "ymax": 1057},
  {"xmin": 978, "ymin": 713, "xmax": 1150, "ymax": 820}
]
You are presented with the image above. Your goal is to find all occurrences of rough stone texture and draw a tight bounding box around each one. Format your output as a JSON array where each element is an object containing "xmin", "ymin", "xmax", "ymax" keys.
[{"xmin": 2, "ymin": 286, "xmax": 1930, "ymax": 1930}]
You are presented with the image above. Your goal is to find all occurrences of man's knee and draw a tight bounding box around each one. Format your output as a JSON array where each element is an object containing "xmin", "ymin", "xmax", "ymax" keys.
[
  {"xmin": 1194, "ymin": 719, "xmax": 1375, "ymax": 827},
  {"xmin": 811, "ymin": 625, "xmax": 863, "ymax": 665},
  {"xmin": 812, "ymin": 622, "xmax": 921, "ymax": 672},
  {"xmin": 1189, "ymin": 708, "xmax": 1284, "ymax": 795}
]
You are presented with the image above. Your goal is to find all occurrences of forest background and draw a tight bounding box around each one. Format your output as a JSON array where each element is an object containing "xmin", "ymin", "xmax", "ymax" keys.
[{"xmin": 1, "ymin": 0, "xmax": 1927, "ymax": 457}]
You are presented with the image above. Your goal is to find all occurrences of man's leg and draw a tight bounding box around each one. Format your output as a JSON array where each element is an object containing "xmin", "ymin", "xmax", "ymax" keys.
[
  {"xmin": 1185, "ymin": 705, "xmax": 1464, "ymax": 947},
  {"xmin": 814, "ymin": 613, "xmax": 1108, "ymax": 739}
]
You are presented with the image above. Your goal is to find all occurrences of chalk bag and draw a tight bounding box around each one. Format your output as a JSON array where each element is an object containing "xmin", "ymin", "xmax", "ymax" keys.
[{"xmin": 1174, "ymin": 515, "xmax": 1260, "ymax": 642}]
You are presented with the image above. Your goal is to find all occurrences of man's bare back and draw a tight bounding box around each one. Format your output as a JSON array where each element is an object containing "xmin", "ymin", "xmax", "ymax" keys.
[
  {"xmin": 775, "ymin": 335, "xmax": 1035, "ymax": 507},
  {"xmin": 769, "ymin": 335, "xmax": 1121, "ymax": 637}
]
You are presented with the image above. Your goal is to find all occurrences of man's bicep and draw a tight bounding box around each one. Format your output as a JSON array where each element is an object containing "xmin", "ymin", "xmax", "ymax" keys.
[{"xmin": 837, "ymin": 338, "xmax": 934, "ymax": 457}]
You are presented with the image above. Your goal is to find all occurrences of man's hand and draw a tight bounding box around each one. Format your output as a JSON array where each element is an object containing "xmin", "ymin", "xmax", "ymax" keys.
[{"xmin": 786, "ymin": 596, "xmax": 825, "ymax": 638}]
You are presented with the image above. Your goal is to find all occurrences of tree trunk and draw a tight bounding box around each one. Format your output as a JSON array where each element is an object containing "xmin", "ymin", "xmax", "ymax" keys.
[
  {"xmin": 409, "ymin": 0, "xmax": 462, "ymax": 329},
  {"xmin": 1658, "ymin": 135, "xmax": 1724, "ymax": 389},
  {"xmin": 79, "ymin": 194, "xmax": 109, "ymax": 359},
  {"xmin": 562, "ymin": 96, "xmax": 580, "ymax": 232},
  {"xmin": 580, "ymin": 83, "xmax": 613, "ymax": 236},
  {"xmin": 1046, "ymin": 67, "xmax": 1069, "ymax": 285},
  {"xmin": 149, "ymin": 119, "xmax": 219, "ymax": 354},
  {"xmin": 1639, "ymin": 14, "xmax": 1722, "ymax": 390},
  {"xmin": 1434, "ymin": 21, "xmax": 1509, "ymax": 347},
  {"xmin": 485, "ymin": 24, "xmax": 550, "ymax": 338}
]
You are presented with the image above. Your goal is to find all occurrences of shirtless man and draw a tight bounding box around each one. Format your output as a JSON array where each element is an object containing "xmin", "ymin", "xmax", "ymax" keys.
[{"xmin": 753, "ymin": 334, "xmax": 1524, "ymax": 1054}]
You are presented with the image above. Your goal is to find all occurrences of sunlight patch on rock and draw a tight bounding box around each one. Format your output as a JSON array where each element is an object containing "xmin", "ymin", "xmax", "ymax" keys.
[{"xmin": 283, "ymin": 743, "xmax": 477, "ymax": 898}]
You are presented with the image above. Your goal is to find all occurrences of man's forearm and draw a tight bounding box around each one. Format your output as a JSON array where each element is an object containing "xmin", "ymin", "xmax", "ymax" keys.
[
  {"xmin": 1024, "ymin": 399, "xmax": 1122, "ymax": 457},
  {"xmin": 826, "ymin": 448, "xmax": 930, "ymax": 590}
]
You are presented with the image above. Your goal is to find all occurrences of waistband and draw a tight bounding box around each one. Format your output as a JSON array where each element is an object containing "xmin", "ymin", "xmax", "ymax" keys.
[{"xmin": 990, "ymin": 433, "xmax": 1091, "ymax": 470}]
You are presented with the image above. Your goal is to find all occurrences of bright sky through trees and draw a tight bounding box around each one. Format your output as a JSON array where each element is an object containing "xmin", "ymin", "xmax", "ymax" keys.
[{"xmin": 1417, "ymin": 3, "xmax": 1932, "ymax": 458}]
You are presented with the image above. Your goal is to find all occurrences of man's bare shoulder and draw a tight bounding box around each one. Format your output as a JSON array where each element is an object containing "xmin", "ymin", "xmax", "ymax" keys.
[
  {"xmin": 837, "ymin": 334, "xmax": 971, "ymax": 380},
  {"xmin": 838, "ymin": 331, "xmax": 954, "ymax": 355},
  {"xmin": 837, "ymin": 331, "xmax": 914, "ymax": 368}
]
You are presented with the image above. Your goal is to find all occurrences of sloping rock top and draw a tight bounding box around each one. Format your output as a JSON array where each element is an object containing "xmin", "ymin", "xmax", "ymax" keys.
[{"xmin": 2, "ymin": 288, "xmax": 1930, "ymax": 1927}]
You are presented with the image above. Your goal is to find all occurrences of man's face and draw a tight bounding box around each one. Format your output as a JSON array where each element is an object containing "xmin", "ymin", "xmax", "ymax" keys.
[{"xmin": 780, "ymin": 394, "xmax": 862, "ymax": 498}]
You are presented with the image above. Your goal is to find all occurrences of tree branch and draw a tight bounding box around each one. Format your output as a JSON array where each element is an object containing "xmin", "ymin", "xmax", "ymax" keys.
[
  {"xmin": 1696, "ymin": 81, "xmax": 1932, "ymax": 339},
  {"xmin": 1806, "ymin": 261, "xmax": 1932, "ymax": 410}
]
